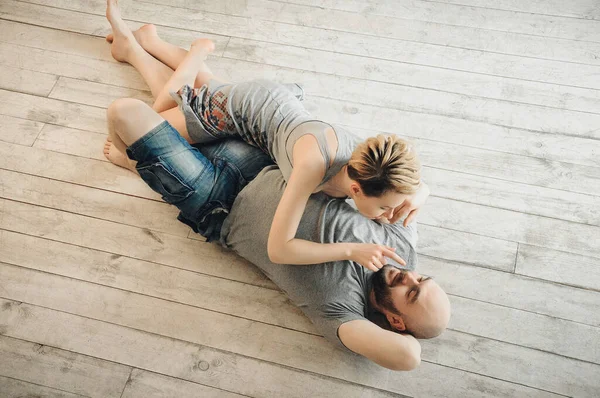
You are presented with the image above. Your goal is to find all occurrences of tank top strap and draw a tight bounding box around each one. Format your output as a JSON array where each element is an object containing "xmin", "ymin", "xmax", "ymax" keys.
[
  {"xmin": 282, "ymin": 121, "xmax": 362, "ymax": 186},
  {"xmin": 320, "ymin": 125, "xmax": 363, "ymax": 185},
  {"xmin": 313, "ymin": 130, "xmax": 332, "ymax": 170}
]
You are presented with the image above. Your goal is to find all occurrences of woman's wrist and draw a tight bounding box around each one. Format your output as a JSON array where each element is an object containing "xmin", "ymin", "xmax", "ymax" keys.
[{"xmin": 341, "ymin": 242, "xmax": 355, "ymax": 261}]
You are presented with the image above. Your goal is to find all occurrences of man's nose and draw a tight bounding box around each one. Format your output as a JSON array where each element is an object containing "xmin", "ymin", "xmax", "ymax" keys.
[
  {"xmin": 384, "ymin": 209, "xmax": 394, "ymax": 219},
  {"xmin": 403, "ymin": 272, "xmax": 418, "ymax": 285}
]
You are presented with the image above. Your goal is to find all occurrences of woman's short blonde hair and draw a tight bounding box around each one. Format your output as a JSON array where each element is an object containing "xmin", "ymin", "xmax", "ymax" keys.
[{"xmin": 347, "ymin": 134, "xmax": 421, "ymax": 197}]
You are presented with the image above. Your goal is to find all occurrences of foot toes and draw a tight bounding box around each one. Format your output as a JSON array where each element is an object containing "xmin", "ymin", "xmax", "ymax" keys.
[{"xmin": 106, "ymin": 34, "xmax": 114, "ymax": 43}]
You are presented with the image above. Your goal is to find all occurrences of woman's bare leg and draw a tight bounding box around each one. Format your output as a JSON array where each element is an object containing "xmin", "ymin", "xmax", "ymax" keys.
[
  {"xmin": 104, "ymin": 0, "xmax": 221, "ymax": 171},
  {"xmin": 105, "ymin": 0, "xmax": 215, "ymax": 123},
  {"xmin": 104, "ymin": 0, "xmax": 188, "ymax": 170},
  {"xmin": 105, "ymin": 1, "xmax": 173, "ymax": 101},
  {"xmin": 150, "ymin": 38, "xmax": 215, "ymax": 113},
  {"xmin": 107, "ymin": 22, "xmax": 215, "ymax": 113},
  {"xmin": 107, "ymin": 24, "xmax": 219, "ymax": 89}
]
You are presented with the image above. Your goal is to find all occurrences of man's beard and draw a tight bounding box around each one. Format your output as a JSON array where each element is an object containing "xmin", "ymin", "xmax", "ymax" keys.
[{"xmin": 372, "ymin": 265, "xmax": 405, "ymax": 314}]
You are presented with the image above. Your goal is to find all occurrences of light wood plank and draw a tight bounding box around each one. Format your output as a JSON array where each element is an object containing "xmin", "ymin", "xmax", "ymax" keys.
[
  {"xmin": 421, "ymin": 197, "xmax": 600, "ymax": 259},
  {"xmin": 33, "ymin": 124, "xmax": 110, "ymax": 162},
  {"xmin": 0, "ymin": 300, "xmax": 418, "ymax": 398},
  {"xmin": 1, "ymin": 2, "xmax": 597, "ymax": 396},
  {"xmin": 20, "ymin": 0, "xmax": 600, "ymax": 90},
  {"xmin": 421, "ymin": 256, "xmax": 600, "ymax": 327},
  {"xmin": 0, "ymin": 169, "xmax": 191, "ymax": 237},
  {"xmin": 143, "ymin": 0, "xmax": 600, "ymax": 66},
  {"xmin": 0, "ymin": 268, "xmax": 569, "ymax": 397},
  {"xmin": 0, "ymin": 140, "xmax": 156, "ymax": 199},
  {"xmin": 0, "ymin": 2, "xmax": 230, "ymax": 57},
  {"xmin": 3, "ymin": 229, "xmax": 597, "ymax": 364},
  {"xmin": 226, "ymin": 37, "xmax": 600, "ymax": 134},
  {"xmin": 448, "ymin": 296, "xmax": 600, "ymax": 365},
  {"xmin": 276, "ymin": 0, "xmax": 600, "ymax": 42},
  {"xmin": 0, "ymin": 114, "xmax": 44, "ymax": 146},
  {"xmin": 417, "ymin": 224, "xmax": 517, "ymax": 271},
  {"xmin": 49, "ymin": 77, "xmax": 153, "ymax": 108},
  {"xmin": 0, "ymin": 230, "xmax": 311, "ymax": 333},
  {"xmin": 422, "ymin": 167, "xmax": 600, "ymax": 227},
  {"xmin": 0, "ymin": 64, "xmax": 57, "ymax": 97},
  {"xmin": 121, "ymin": 369, "xmax": 248, "ymax": 398},
  {"xmin": 0, "ymin": 334, "xmax": 130, "ymax": 398},
  {"xmin": 0, "ymin": 89, "xmax": 106, "ymax": 134},
  {"xmin": 187, "ymin": 229, "xmax": 206, "ymax": 241},
  {"xmin": 413, "ymin": 138, "xmax": 600, "ymax": 197},
  {"xmin": 0, "ymin": 375, "xmax": 87, "ymax": 398},
  {"xmin": 434, "ymin": 0, "xmax": 600, "ymax": 20},
  {"xmin": 0, "ymin": 198, "xmax": 275, "ymax": 289},
  {"xmin": 225, "ymin": 36, "xmax": 600, "ymax": 116},
  {"xmin": 6, "ymin": 7, "xmax": 600, "ymax": 117},
  {"xmin": 516, "ymin": 244, "xmax": 600, "ymax": 292},
  {"xmin": 423, "ymin": 329, "xmax": 599, "ymax": 397},
  {"xmin": 0, "ymin": 41, "xmax": 148, "ymax": 92}
]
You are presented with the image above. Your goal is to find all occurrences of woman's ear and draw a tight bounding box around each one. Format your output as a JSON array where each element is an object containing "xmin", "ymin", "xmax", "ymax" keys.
[
  {"xmin": 350, "ymin": 183, "xmax": 362, "ymax": 197},
  {"xmin": 386, "ymin": 314, "xmax": 407, "ymax": 332}
]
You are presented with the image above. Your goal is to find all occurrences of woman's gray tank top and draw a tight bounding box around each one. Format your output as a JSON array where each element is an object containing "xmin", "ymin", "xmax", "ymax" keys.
[{"xmin": 276, "ymin": 120, "xmax": 362, "ymax": 186}]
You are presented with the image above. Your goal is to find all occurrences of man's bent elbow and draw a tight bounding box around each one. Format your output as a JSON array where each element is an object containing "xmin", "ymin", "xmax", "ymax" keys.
[{"xmin": 385, "ymin": 342, "xmax": 422, "ymax": 371}]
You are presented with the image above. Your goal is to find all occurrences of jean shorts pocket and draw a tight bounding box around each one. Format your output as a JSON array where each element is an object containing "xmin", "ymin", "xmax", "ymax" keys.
[{"xmin": 138, "ymin": 162, "xmax": 194, "ymax": 205}]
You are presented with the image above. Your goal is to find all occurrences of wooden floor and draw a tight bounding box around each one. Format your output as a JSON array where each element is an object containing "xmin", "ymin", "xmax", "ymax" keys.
[{"xmin": 0, "ymin": 0, "xmax": 599, "ymax": 396}]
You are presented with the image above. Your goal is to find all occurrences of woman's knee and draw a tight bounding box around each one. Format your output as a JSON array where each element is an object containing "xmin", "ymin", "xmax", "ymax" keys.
[{"xmin": 107, "ymin": 98, "xmax": 164, "ymax": 145}]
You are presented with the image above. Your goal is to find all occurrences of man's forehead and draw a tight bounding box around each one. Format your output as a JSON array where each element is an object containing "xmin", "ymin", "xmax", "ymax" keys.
[{"xmin": 387, "ymin": 259, "xmax": 410, "ymax": 269}]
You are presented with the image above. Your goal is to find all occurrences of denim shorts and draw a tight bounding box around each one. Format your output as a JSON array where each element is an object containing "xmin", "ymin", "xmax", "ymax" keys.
[{"xmin": 126, "ymin": 120, "xmax": 274, "ymax": 241}]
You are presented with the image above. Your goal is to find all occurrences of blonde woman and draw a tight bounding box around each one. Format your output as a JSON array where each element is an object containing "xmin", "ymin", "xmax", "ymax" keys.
[{"xmin": 103, "ymin": 0, "xmax": 430, "ymax": 271}]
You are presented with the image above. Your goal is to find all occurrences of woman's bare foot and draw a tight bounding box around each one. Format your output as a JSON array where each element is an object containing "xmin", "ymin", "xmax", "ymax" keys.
[
  {"xmin": 106, "ymin": 23, "xmax": 157, "ymax": 49},
  {"xmin": 190, "ymin": 38, "xmax": 216, "ymax": 55},
  {"xmin": 104, "ymin": 137, "xmax": 136, "ymax": 172},
  {"xmin": 105, "ymin": 0, "xmax": 140, "ymax": 62}
]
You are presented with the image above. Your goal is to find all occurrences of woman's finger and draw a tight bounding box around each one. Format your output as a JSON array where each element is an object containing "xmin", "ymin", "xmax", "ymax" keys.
[
  {"xmin": 383, "ymin": 248, "xmax": 406, "ymax": 265},
  {"xmin": 403, "ymin": 209, "xmax": 420, "ymax": 227},
  {"xmin": 372, "ymin": 257, "xmax": 385, "ymax": 270},
  {"xmin": 367, "ymin": 262, "xmax": 379, "ymax": 272}
]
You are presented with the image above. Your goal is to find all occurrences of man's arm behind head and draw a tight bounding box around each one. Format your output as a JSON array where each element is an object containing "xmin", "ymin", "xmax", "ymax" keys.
[{"xmin": 338, "ymin": 319, "xmax": 421, "ymax": 371}]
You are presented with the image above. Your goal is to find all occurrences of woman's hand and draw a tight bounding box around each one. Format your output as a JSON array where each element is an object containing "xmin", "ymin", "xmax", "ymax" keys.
[
  {"xmin": 347, "ymin": 243, "xmax": 406, "ymax": 271},
  {"xmin": 389, "ymin": 182, "xmax": 430, "ymax": 227}
]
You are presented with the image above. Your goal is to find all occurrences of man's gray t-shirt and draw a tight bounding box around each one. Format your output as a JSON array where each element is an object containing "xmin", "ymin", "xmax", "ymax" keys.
[{"xmin": 219, "ymin": 166, "xmax": 418, "ymax": 350}]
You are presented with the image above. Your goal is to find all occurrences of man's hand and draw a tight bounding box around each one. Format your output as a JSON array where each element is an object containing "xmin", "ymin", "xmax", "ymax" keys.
[
  {"xmin": 347, "ymin": 243, "xmax": 406, "ymax": 271},
  {"xmin": 389, "ymin": 182, "xmax": 430, "ymax": 227}
]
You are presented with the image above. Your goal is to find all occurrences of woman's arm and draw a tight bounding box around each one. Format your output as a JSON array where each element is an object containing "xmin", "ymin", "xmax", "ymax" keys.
[
  {"xmin": 267, "ymin": 136, "xmax": 351, "ymax": 264},
  {"xmin": 267, "ymin": 135, "xmax": 406, "ymax": 268}
]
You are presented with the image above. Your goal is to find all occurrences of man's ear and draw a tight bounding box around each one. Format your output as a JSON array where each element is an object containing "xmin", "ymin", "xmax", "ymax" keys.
[{"xmin": 385, "ymin": 313, "xmax": 406, "ymax": 332}]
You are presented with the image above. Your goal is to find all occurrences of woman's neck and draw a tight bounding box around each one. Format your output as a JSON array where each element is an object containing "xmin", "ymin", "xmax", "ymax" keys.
[{"xmin": 321, "ymin": 165, "xmax": 352, "ymax": 198}]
